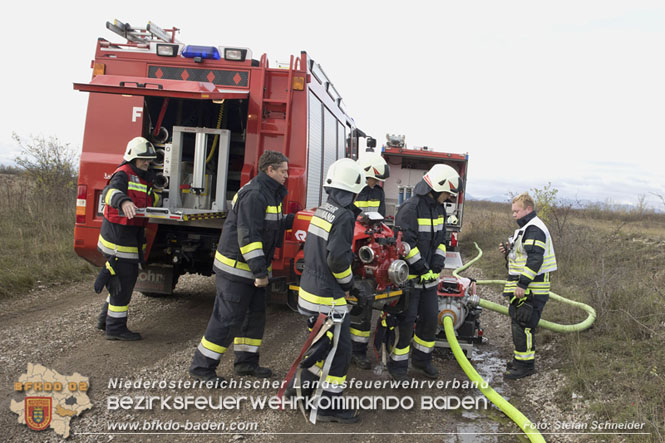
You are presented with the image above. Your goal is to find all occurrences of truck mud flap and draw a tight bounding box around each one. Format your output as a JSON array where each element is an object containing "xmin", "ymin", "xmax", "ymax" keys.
[{"xmin": 135, "ymin": 264, "xmax": 174, "ymax": 295}]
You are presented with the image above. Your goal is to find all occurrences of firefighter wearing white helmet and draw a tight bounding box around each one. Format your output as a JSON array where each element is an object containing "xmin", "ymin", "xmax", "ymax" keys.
[
  {"xmin": 354, "ymin": 154, "xmax": 389, "ymax": 217},
  {"xmin": 350, "ymin": 154, "xmax": 390, "ymax": 370},
  {"xmin": 385, "ymin": 163, "xmax": 460, "ymax": 381},
  {"xmin": 123, "ymin": 136, "xmax": 158, "ymax": 162},
  {"xmin": 93, "ymin": 136, "xmax": 159, "ymax": 341},
  {"xmin": 295, "ymin": 158, "xmax": 365, "ymax": 423}
]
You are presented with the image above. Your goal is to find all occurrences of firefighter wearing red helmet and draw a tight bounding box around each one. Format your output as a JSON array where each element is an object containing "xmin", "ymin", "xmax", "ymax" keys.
[
  {"xmin": 94, "ymin": 136, "xmax": 159, "ymax": 340},
  {"xmin": 189, "ymin": 151, "xmax": 294, "ymax": 382},
  {"xmin": 295, "ymin": 158, "xmax": 365, "ymax": 424},
  {"xmin": 388, "ymin": 163, "xmax": 460, "ymax": 381}
]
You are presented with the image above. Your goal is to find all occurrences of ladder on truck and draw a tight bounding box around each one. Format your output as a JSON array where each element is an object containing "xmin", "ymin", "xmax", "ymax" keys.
[
  {"xmin": 254, "ymin": 53, "xmax": 303, "ymax": 168},
  {"xmin": 105, "ymin": 19, "xmax": 181, "ymax": 44}
]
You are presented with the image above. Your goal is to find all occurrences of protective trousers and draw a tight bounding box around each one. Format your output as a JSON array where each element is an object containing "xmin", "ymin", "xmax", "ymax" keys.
[
  {"xmin": 300, "ymin": 313, "xmax": 352, "ymax": 395},
  {"xmin": 508, "ymin": 294, "xmax": 547, "ymax": 368},
  {"xmin": 105, "ymin": 260, "xmax": 139, "ymax": 335},
  {"xmin": 388, "ymin": 286, "xmax": 437, "ymax": 372},
  {"xmin": 190, "ymin": 274, "xmax": 266, "ymax": 376},
  {"xmin": 350, "ymin": 304, "xmax": 372, "ymax": 356}
]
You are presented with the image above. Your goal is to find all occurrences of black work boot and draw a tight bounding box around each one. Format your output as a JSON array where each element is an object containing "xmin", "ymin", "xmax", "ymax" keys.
[
  {"xmin": 188, "ymin": 369, "xmax": 226, "ymax": 385},
  {"xmin": 105, "ymin": 329, "xmax": 142, "ymax": 341},
  {"xmin": 351, "ymin": 353, "xmax": 372, "ymax": 370},
  {"xmin": 284, "ymin": 377, "xmax": 313, "ymax": 404},
  {"xmin": 317, "ymin": 393, "xmax": 360, "ymax": 424},
  {"xmin": 105, "ymin": 317, "xmax": 141, "ymax": 341},
  {"xmin": 96, "ymin": 302, "xmax": 108, "ymax": 330},
  {"xmin": 412, "ymin": 360, "xmax": 439, "ymax": 379},
  {"xmin": 234, "ymin": 363, "xmax": 273, "ymax": 378},
  {"xmin": 388, "ymin": 367, "xmax": 412, "ymax": 383},
  {"xmin": 506, "ymin": 359, "xmax": 518, "ymax": 371},
  {"xmin": 504, "ymin": 364, "xmax": 535, "ymax": 380}
]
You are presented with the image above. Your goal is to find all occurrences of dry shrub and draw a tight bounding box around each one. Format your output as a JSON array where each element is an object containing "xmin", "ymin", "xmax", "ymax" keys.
[{"xmin": 0, "ymin": 135, "xmax": 94, "ymax": 297}]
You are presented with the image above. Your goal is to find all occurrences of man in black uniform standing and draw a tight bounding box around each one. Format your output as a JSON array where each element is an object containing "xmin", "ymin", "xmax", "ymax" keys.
[
  {"xmin": 499, "ymin": 192, "xmax": 557, "ymax": 379},
  {"xmin": 189, "ymin": 151, "xmax": 294, "ymax": 381},
  {"xmin": 95, "ymin": 136, "xmax": 159, "ymax": 341},
  {"xmin": 388, "ymin": 164, "xmax": 460, "ymax": 381}
]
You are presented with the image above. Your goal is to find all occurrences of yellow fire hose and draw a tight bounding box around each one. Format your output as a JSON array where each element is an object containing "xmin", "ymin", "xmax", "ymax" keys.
[
  {"xmin": 205, "ymin": 101, "xmax": 225, "ymax": 164},
  {"xmin": 440, "ymin": 242, "xmax": 596, "ymax": 442},
  {"xmin": 453, "ymin": 243, "xmax": 597, "ymax": 332},
  {"xmin": 443, "ymin": 316, "xmax": 545, "ymax": 442}
]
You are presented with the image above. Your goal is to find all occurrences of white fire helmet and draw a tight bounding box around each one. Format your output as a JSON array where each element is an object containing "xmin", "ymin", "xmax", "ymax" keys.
[
  {"xmin": 324, "ymin": 158, "xmax": 366, "ymax": 194},
  {"xmin": 123, "ymin": 137, "xmax": 158, "ymax": 162},
  {"xmin": 357, "ymin": 154, "xmax": 390, "ymax": 181},
  {"xmin": 423, "ymin": 164, "xmax": 460, "ymax": 196}
]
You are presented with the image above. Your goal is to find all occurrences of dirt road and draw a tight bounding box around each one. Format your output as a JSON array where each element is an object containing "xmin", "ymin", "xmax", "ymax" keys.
[{"xmin": 1, "ymin": 271, "xmax": 578, "ymax": 442}]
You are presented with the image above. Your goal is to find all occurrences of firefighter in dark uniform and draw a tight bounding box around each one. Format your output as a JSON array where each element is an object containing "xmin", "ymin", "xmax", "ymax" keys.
[
  {"xmin": 388, "ymin": 164, "xmax": 460, "ymax": 381},
  {"xmin": 95, "ymin": 136, "xmax": 159, "ymax": 341},
  {"xmin": 354, "ymin": 154, "xmax": 389, "ymax": 216},
  {"xmin": 499, "ymin": 192, "xmax": 557, "ymax": 379},
  {"xmin": 297, "ymin": 158, "xmax": 366, "ymax": 424},
  {"xmin": 189, "ymin": 151, "xmax": 294, "ymax": 381},
  {"xmin": 349, "ymin": 154, "xmax": 390, "ymax": 369}
]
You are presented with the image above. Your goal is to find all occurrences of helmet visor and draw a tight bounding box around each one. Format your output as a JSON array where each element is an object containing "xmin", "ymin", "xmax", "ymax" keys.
[{"xmin": 374, "ymin": 163, "xmax": 390, "ymax": 180}]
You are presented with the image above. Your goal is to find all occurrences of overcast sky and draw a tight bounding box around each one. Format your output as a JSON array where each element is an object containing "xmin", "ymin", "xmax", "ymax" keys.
[{"xmin": 2, "ymin": 1, "xmax": 664, "ymax": 208}]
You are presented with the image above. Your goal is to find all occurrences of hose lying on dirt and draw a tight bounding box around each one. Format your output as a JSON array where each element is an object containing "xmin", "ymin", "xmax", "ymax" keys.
[
  {"xmin": 441, "ymin": 241, "xmax": 596, "ymax": 442},
  {"xmin": 452, "ymin": 242, "xmax": 597, "ymax": 332},
  {"xmin": 442, "ymin": 315, "xmax": 546, "ymax": 443}
]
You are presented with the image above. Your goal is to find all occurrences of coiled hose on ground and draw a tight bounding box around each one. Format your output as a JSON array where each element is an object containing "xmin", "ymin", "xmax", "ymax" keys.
[{"xmin": 441, "ymin": 242, "xmax": 596, "ymax": 442}]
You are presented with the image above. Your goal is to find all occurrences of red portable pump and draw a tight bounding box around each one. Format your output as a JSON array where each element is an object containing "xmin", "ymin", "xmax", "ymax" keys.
[{"xmin": 288, "ymin": 210, "xmax": 409, "ymax": 306}]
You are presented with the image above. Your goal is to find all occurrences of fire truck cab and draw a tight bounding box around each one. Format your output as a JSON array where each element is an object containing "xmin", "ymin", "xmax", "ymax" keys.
[{"xmin": 74, "ymin": 20, "xmax": 367, "ymax": 298}]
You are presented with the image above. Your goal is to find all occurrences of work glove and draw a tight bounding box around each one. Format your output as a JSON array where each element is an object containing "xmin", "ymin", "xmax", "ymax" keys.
[
  {"xmin": 419, "ymin": 270, "xmax": 439, "ymax": 288},
  {"xmin": 515, "ymin": 301, "xmax": 534, "ymax": 324},
  {"xmin": 300, "ymin": 332, "xmax": 333, "ymax": 368},
  {"xmin": 93, "ymin": 259, "xmax": 122, "ymax": 297},
  {"xmin": 350, "ymin": 279, "xmax": 374, "ymax": 308}
]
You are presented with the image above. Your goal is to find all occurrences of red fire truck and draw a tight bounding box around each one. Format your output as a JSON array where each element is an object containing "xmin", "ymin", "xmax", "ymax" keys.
[{"xmin": 73, "ymin": 20, "xmax": 369, "ymax": 298}]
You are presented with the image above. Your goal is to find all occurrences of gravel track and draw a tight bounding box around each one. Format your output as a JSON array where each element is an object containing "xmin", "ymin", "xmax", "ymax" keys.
[{"xmin": 1, "ymin": 268, "xmax": 582, "ymax": 442}]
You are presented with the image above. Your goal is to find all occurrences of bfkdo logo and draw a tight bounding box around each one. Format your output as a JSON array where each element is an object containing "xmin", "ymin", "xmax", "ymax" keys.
[
  {"xmin": 25, "ymin": 397, "xmax": 52, "ymax": 431},
  {"xmin": 10, "ymin": 363, "xmax": 92, "ymax": 438}
]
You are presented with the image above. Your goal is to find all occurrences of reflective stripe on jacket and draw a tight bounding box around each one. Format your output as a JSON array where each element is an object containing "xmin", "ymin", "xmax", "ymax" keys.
[
  {"xmin": 213, "ymin": 171, "xmax": 292, "ymax": 283},
  {"xmin": 298, "ymin": 190, "xmax": 358, "ymax": 316},
  {"xmin": 354, "ymin": 185, "xmax": 386, "ymax": 216},
  {"xmin": 507, "ymin": 214, "xmax": 557, "ymax": 277},
  {"xmin": 98, "ymin": 162, "xmax": 155, "ymax": 262},
  {"xmin": 394, "ymin": 180, "xmax": 447, "ymax": 278},
  {"xmin": 103, "ymin": 163, "xmax": 156, "ymax": 227}
]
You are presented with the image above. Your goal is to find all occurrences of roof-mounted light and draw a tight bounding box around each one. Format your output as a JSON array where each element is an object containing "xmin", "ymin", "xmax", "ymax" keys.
[
  {"xmin": 182, "ymin": 45, "xmax": 220, "ymax": 60},
  {"xmin": 223, "ymin": 48, "xmax": 247, "ymax": 61},
  {"xmin": 156, "ymin": 44, "xmax": 179, "ymax": 57}
]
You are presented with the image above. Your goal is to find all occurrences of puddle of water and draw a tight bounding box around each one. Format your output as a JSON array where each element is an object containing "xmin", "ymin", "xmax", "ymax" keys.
[
  {"xmin": 455, "ymin": 421, "xmax": 500, "ymax": 442},
  {"xmin": 470, "ymin": 347, "xmax": 508, "ymax": 397}
]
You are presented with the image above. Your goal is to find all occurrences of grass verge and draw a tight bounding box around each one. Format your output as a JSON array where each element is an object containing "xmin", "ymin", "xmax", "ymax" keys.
[{"xmin": 460, "ymin": 200, "xmax": 665, "ymax": 442}]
